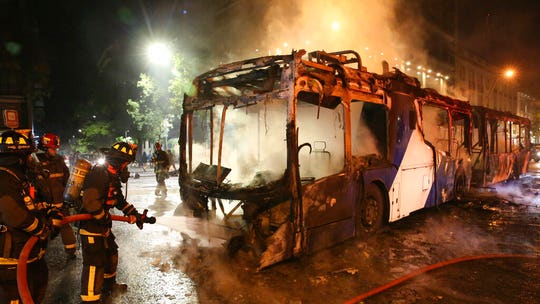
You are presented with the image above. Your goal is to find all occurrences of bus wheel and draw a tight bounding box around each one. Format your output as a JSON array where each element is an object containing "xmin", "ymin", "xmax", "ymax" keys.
[
  {"xmin": 360, "ymin": 184, "xmax": 386, "ymax": 233},
  {"xmin": 454, "ymin": 172, "xmax": 467, "ymax": 202}
]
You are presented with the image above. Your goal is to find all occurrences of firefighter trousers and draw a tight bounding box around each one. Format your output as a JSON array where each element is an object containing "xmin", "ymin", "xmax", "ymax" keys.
[
  {"xmin": 59, "ymin": 222, "xmax": 76, "ymax": 255},
  {"xmin": 80, "ymin": 233, "xmax": 119, "ymax": 303},
  {"xmin": 0, "ymin": 259, "xmax": 48, "ymax": 304}
]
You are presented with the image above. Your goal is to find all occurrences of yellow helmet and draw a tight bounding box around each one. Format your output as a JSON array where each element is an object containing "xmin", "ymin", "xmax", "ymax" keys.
[
  {"xmin": 0, "ymin": 130, "xmax": 36, "ymax": 154},
  {"xmin": 107, "ymin": 141, "xmax": 135, "ymax": 163}
]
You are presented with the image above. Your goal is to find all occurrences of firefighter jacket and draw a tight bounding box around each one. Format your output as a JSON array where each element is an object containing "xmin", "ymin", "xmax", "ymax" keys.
[
  {"xmin": 0, "ymin": 165, "xmax": 49, "ymax": 265},
  {"xmin": 33, "ymin": 151, "xmax": 70, "ymax": 208},
  {"xmin": 152, "ymin": 149, "xmax": 170, "ymax": 173},
  {"xmin": 79, "ymin": 163, "xmax": 139, "ymax": 236}
]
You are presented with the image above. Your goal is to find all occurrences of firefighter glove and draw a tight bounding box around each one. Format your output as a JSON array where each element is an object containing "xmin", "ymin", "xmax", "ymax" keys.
[
  {"xmin": 47, "ymin": 208, "xmax": 64, "ymax": 239},
  {"xmin": 134, "ymin": 213, "xmax": 144, "ymax": 229},
  {"xmin": 35, "ymin": 222, "xmax": 51, "ymax": 241},
  {"xmin": 47, "ymin": 208, "xmax": 64, "ymax": 228}
]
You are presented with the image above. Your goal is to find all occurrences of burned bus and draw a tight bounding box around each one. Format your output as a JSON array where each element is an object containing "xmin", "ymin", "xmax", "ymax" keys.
[
  {"xmin": 470, "ymin": 106, "xmax": 530, "ymax": 187},
  {"xmin": 178, "ymin": 50, "xmax": 473, "ymax": 269}
]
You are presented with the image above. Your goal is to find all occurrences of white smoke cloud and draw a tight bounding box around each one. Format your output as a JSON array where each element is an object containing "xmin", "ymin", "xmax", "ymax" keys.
[
  {"xmin": 494, "ymin": 174, "xmax": 540, "ymax": 207},
  {"xmin": 261, "ymin": 0, "xmax": 412, "ymax": 73},
  {"xmin": 191, "ymin": 0, "xmax": 428, "ymax": 76}
]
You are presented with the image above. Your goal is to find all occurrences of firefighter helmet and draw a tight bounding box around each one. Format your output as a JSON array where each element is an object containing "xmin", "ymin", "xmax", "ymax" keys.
[
  {"xmin": 107, "ymin": 141, "xmax": 135, "ymax": 163},
  {"xmin": 39, "ymin": 133, "xmax": 60, "ymax": 149},
  {"xmin": 0, "ymin": 130, "xmax": 36, "ymax": 154}
]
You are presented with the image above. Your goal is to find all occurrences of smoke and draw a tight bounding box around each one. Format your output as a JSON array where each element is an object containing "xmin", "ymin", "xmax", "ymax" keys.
[
  {"xmin": 493, "ymin": 175, "xmax": 540, "ymax": 207},
  {"xmin": 351, "ymin": 102, "xmax": 382, "ymax": 157},
  {"xmin": 261, "ymin": 0, "xmax": 415, "ymax": 73},
  {"xmin": 422, "ymin": 104, "xmax": 449, "ymax": 151},
  {"xmin": 296, "ymin": 101, "xmax": 345, "ymax": 179},
  {"xmin": 189, "ymin": 0, "xmax": 428, "ymax": 76},
  {"xmin": 190, "ymin": 100, "xmax": 288, "ymax": 185},
  {"xmin": 189, "ymin": 99, "xmax": 387, "ymax": 185}
]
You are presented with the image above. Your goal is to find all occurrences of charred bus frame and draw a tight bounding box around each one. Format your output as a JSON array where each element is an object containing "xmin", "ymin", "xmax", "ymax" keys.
[
  {"xmin": 178, "ymin": 50, "xmax": 501, "ymax": 268},
  {"xmin": 471, "ymin": 106, "xmax": 531, "ymax": 187}
]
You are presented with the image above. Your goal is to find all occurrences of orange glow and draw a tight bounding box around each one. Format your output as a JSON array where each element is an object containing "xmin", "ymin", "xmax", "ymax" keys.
[{"xmin": 504, "ymin": 69, "xmax": 515, "ymax": 78}]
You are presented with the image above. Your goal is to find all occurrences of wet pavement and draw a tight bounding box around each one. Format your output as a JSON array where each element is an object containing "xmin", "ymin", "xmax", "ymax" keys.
[
  {"xmin": 44, "ymin": 168, "xmax": 200, "ymax": 304},
  {"xmin": 41, "ymin": 164, "xmax": 540, "ymax": 303}
]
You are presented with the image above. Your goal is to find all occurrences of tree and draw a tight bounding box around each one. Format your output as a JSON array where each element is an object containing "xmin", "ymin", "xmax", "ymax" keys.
[
  {"xmin": 127, "ymin": 52, "xmax": 195, "ymax": 146},
  {"xmin": 70, "ymin": 121, "xmax": 114, "ymax": 153},
  {"xmin": 127, "ymin": 73, "xmax": 169, "ymax": 141},
  {"xmin": 168, "ymin": 53, "xmax": 196, "ymax": 114}
]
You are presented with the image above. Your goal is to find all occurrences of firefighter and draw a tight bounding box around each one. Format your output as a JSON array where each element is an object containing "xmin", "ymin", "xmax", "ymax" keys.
[
  {"xmin": 0, "ymin": 130, "xmax": 56, "ymax": 303},
  {"xmin": 32, "ymin": 133, "xmax": 77, "ymax": 259},
  {"xmin": 151, "ymin": 142, "xmax": 170, "ymax": 198},
  {"xmin": 79, "ymin": 141, "xmax": 145, "ymax": 303}
]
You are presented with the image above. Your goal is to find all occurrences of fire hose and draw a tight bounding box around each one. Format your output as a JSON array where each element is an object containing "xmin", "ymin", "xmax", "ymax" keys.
[
  {"xmin": 343, "ymin": 253, "xmax": 539, "ymax": 304},
  {"xmin": 17, "ymin": 211, "xmax": 156, "ymax": 304}
]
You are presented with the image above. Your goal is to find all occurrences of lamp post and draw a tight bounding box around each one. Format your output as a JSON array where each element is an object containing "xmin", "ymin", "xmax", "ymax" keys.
[
  {"xmin": 145, "ymin": 41, "xmax": 173, "ymax": 152},
  {"xmin": 485, "ymin": 68, "xmax": 516, "ymax": 110},
  {"xmin": 146, "ymin": 42, "xmax": 172, "ymax": 67}
]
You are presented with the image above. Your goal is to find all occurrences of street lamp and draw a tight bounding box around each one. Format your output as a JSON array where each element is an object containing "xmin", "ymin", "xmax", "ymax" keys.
[
  {"xmin": 486, "ymin": 68, "xmax": 517, "ymax": 109},
  {"xmin": 146, "ymin": 42, "xmax": 172, "ymax": 67},
  {"xmin": 504, "ymin": 69, "xmax": 515, "ymax": 79}
]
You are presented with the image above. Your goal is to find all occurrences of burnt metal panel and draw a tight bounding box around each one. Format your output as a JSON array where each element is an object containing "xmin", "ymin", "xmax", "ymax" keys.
[
  {"xmin": 302, "ymin": 173, "xmax": 356, "ymax": 228},
  {"xmin": 305, "ymin": 217, "xmax": 355, "ymax": 254}
]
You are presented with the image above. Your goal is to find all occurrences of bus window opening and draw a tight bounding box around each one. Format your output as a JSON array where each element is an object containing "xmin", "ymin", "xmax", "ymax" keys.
[{"xmin": 297, "ymin": 98, "xmax": 345, "ymax": 181}]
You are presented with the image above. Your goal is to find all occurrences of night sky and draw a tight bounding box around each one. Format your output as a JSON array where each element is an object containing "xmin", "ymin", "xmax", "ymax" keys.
[
  {"xmin": 456, "ymin": 1, "xmax": 540, "ymax": 95},
  {"xmin": 2, "ymin": 0, "xmax": 540, "ymax": 139}
]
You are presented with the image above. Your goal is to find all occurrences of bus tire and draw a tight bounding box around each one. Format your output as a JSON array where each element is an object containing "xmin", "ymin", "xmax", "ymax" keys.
[
  {"xmin": 359, "ymin": 183, "xmax": 386, "ymax": 233},
  {"xmin": 454, "ymin": 171, "xmax": 467, "ymax": 202}
]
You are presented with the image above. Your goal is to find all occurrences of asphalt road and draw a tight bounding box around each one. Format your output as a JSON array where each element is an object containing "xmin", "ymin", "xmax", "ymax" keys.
[
  {"xmin": 44, "ymin": 168, "xmax": 199, "ymax": 304},
  {"xmin": 40, "ymin": 164, "xmax": 540, "ymax": 304}
]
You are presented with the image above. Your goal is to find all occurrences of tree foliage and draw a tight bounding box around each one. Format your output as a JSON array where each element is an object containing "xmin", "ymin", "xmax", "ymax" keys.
[
  {"xmin": 70, "ymin": 120, "xmax": 114, "ymax": 153},
  {"xmin": 127, "ymin": 73, "xmax": 168, "ymax": 141},
  {"xmin": 126, "ymin": 52, "xmax": 195, "ymax": 144},
  {"xmin": 168, "ymin": 54, "xmax": 196, "ymax": 114}
]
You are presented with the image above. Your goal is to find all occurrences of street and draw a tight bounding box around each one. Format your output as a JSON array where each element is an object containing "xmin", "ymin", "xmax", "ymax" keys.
[
  {"xmin": 42, "ymin": 165, "xmax": 540, "ymax": 304},
  {"xmin": 43, "ymin": 167, "xmax": 198, "ymax": 304},
  {"xmin": 2, "ymin": 2, "xmax": 539, "ymax": 304}
]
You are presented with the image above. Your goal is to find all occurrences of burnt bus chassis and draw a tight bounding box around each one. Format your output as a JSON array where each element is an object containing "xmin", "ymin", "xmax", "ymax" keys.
[
  {"xmin": 179, "ymin": 50, "xmax": 391, "ymax": 268},
  {"xmin": 178, "ymin": 49, "xmax": 471, "ymax": 268},
  {"xmin": 471, "ymin": 105, "xmax": 531, "ymax": 186}
]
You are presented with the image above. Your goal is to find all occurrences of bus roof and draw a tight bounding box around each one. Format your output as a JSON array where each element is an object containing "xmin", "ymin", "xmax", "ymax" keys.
[{"xmin": 185, "ymin": 49, "xmax": 474, "ymax": 114}]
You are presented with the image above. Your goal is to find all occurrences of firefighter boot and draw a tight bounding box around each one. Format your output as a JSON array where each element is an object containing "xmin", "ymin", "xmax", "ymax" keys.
[
  {"xmin": 106, "ymin": 283, "xmax": 127, "ymax": 296},
  {"xmin": 65, "ymin": 247, "xmax": 77, "ymax": 260},
  {"xmin": 66, "ymin": 252, "xmax": 77, "ymax": 260},
  {"xmin": 102, "ymin": 278, "xmax": 128, "ymax": 297}
]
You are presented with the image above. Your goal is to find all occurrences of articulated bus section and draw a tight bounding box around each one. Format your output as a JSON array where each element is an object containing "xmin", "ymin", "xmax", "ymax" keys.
[
  {"xmin": 470, "ymin": 106, "xmax": 531, "ymax": 187},
  {"xmin": 179, "ymin": 49, "xmax": 528, "ymax": 268}
]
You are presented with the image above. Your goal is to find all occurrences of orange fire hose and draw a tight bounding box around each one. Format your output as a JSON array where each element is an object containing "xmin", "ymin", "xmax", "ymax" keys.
[
  {"xmin": 343, "ymin": 253, "xmax": 539, "ymax": 304},
  {"xmin": 17, "ymin": 214, "xmax": 132, "ymax": 304}
]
